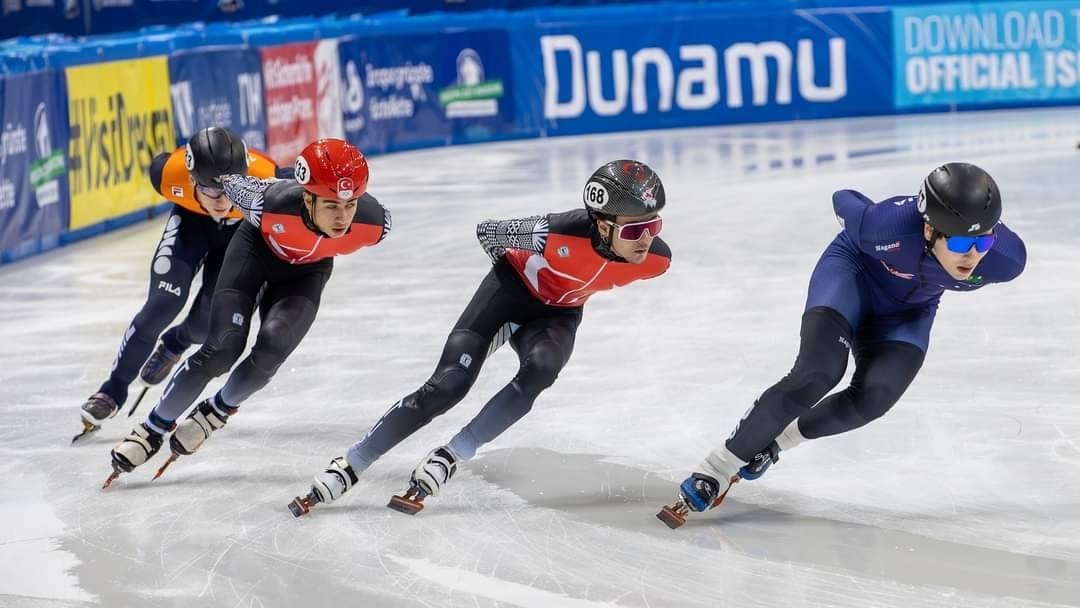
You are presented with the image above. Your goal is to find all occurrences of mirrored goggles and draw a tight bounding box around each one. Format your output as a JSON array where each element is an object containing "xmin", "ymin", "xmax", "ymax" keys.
[
  {"xmin": 607, "ymin": 217, "xmax": 662, "ymax": 241},
  {"xmin": 196, "ymin": 183, "xmax": 225, "ymax": 198},
  {"xmin": 945, "ymin": 233, "xmax": 996, "ymax": 254}
]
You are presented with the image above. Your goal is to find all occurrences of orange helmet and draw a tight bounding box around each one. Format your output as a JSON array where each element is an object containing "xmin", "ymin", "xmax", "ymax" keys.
[{"xmin": 294, "ymin": 138, "xmax": 369, "ymax": 201}]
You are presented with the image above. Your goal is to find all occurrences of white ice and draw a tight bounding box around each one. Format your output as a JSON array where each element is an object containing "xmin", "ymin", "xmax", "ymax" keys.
[{"xmin": 1, "ymin": 107, "xmax": 1078, "ymax": 607}]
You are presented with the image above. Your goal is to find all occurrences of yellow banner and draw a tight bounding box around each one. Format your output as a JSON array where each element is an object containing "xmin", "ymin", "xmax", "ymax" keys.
[{"xmin": 66, "ymin": 57, "xmax": 174, "ymax": 230}]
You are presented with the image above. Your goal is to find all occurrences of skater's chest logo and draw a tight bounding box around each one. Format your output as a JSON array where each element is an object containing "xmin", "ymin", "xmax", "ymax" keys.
[
  {"xmin": 557, "ymin": 245, "xmax": 571, "ymax": 258},
  {"xmin": 272, "ymin": 223, "xmax": 286, "ymax": 234},
  {"xmin": 874, "ymin": 240, "xmax": 900, "ymax": 253}
]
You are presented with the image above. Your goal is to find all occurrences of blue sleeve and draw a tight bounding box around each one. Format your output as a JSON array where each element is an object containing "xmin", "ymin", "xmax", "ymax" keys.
[
  {"xmin": 832, "ymin": 189, "xmax": 872, "ymax": 250},
  {"xmin": 982, "ymin": 222, "xmax": 1026, "ymax": 284}
]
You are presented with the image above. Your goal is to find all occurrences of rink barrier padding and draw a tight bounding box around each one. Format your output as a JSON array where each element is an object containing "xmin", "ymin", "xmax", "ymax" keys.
[{"xmin": 3, "ymin": 0, "xmax": 1080, "ymax": 265}]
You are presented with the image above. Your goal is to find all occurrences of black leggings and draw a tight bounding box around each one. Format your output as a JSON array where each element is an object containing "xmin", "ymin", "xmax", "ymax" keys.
[
  {"xmin": 346, "ymin": 264, "xmax": 581, "ymax": 469},
  {"xmin": 99, "ymin": 207, "xmax": 235, "ymax": 404},
  {"xmin": 725, "ymin": 307, "xmax": 925, "ymax": 461},
  {"xmin": 148, "ymin": 222, "xmax": 331, "ymax": 427}
]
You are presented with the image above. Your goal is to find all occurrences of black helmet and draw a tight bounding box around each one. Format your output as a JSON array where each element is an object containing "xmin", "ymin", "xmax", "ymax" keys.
[
  {"xmin": 185, "ymin": 127, "xmax": 249, "ymax": 188},
  {"xmin": 583, "ymin": 160, "xmax": 665, "ymax": 219},
  {"xmin": 918, "ymin": 162, "xmax": 1001, "ymax": 235}
]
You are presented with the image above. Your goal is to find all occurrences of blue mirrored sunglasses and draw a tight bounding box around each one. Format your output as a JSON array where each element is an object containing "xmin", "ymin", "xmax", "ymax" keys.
[{"xmin": 944, "ymin": 233, "xmax": 996, "ymax": 254}]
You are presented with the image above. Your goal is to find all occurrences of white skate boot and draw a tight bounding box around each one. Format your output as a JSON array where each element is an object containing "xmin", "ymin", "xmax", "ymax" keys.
[
  {"xmin": 288, "ymin": 457, "xmax": 359, "ymax": 517},
  {"xmin": 387, "ymin": 446, "xmax": 459, "ymax": 516}
]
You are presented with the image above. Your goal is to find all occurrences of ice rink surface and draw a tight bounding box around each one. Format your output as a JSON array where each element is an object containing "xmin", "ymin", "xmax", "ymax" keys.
[{"xmin": 1, "ymin": 107, "xmax": 1079, "ymax": 607}]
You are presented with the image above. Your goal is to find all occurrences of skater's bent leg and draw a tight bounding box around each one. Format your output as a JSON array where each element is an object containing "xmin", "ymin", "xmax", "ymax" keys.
[
  {"xmin": 100, "ymin": 260, "xmax": 197, "ymax": 404},
  {"xmin": 448, "ymin": 317, "xmax": 577, "ymax": 460},
  {"xmin": 218, "ymin": 288, "xmax": 321, "ymax": 408},
  {"xmin": 345, "ymin": 329, "xmax": 490, "ymax": 472},
  {"xmin": 797, "ymin": 340, "xmax": 924, "ymax": 439},
  {"xmin": 146, "ymin": 288, "xmax": 254, "ymax": 430},
  {"xmin": 714, "ymin": 307, "xmax": 852, "ymax": 474}
]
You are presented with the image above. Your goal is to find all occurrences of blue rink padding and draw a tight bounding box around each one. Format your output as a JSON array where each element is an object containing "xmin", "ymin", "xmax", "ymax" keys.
[{"xmin": 2, "ymin": 0, "xmax": 1080, "ymax": 267}]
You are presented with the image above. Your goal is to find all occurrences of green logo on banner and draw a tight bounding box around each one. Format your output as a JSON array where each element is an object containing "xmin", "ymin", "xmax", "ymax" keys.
[{"xmin": 30, "ymin": 150, "xmax": 65, "ymax": 189}]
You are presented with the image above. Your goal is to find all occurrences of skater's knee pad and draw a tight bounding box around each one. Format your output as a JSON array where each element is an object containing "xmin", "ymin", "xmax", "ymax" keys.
[
  {"xmin": 515, "ymin": 341, "xmax": 564, "ymax": 398},
  {"xmin": 189, "ymin": 333, "xmax": 245, "ymax": 377},
  {"xmin": 248, "ymin": 318, "xmax": 296, "ymax": 376},
  {"xmin": 849, "ymin": 383, "xmax": 902, "ymax": 424},
  {"xmin": 403, "ymin": 330, "xmax": 487, "ymax": 417},
  {"xmin": 403, "ymin": 374, "xmax": 469, "ymax": 419},
  {"xmin": 778, "ymin": 308, "xmax": 852, "ymax": 405}
]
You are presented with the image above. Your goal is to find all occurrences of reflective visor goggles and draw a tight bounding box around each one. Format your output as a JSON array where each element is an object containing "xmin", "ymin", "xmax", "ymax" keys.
[
  {"xmin": 607, "ymin": 216, "xmax": 662, "ymax": 241},
  {"xmin": 196, "ymin": 182, "xmax": 225, "ymax": 198},
  {"xmin": 944, "ymin": 233, "xmax": 996, "ymax": 254}
]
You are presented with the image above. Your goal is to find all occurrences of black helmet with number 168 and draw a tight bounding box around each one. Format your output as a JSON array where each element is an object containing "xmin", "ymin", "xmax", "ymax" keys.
[{"xmin": 582, "ymin": 160, "xmax": 665, "ymax": 219}]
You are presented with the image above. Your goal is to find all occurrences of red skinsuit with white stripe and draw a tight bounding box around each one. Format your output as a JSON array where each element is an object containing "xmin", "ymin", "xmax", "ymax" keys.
[
  {"xmin": 478, "ymin": 209, "xmax": 670, "ymax": 306},
  {"xmin": 221, "ymin": 175, "xmax": 390, "ymax": 263}
]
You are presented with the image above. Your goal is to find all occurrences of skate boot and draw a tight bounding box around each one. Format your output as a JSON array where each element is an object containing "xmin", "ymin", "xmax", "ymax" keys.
[
  {"xmin": 288, "ymin": 457, "xmax": 359, "ymax": 517},
  {"xmin": 125, "ymin": 344, "xmax": 182, "ymax": 417},
  {"xmin": 738, "ymin": 441, "xmax": 780, "ymax": 481},
  {"xmin": 388, "ymin": 446, "xmax": 458, "ymax": 516},
  {"xmin": 153, "ymin": 399, "xmax": 235, "ymax": 480},
  {"xmin": 657, "ymin": 445, "xmax": 746, "ymax": 529},
  {"xmin": 102, "ymin": 422, "xmax": 167, "ymax": 488},
  {"xmin": 139, "ymin": 343, "xmax": 180, "ymax": 386},
  {"xmin": 656, "ymin": 472, "xmax": 739, "ymax": 529},
  {"xmin": 73, "ymin": 392, "xmax": 120, "ymax": 444}
]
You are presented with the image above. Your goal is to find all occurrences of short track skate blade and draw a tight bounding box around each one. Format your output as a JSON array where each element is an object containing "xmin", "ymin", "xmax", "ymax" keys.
[
  {"xmin": 288, "ymin": 492, "xmax": 319, "ymax": 518},
  {"xmin": 101, "ymin": 470, "xmax": 120, "ymax": 489},
  {"xmin": 152, "ymin": 454, "xmax": 179, "ymax": 480},
  {"xmin": 71, "ymin": 420, "xmax": 99, "ymax": 445},
  {"xmin": 387, "ymin": 489, "xmax": 425, "ymax": 515},
  {"xmin": 127, "ymin": 386, "xmax": 149, "ymax": 417},
  {"xmin": 656, "ymin": 504, "xmax": 688, "ymax": 529}
]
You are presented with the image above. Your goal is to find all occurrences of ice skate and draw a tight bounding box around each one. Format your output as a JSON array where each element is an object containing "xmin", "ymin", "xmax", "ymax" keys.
[
  {"xmin": 153, "ymin": 399, "xmax": 233, "ymax": 480},
  {"xmin": 103, "ymin": 423, "xmax": 166, "ymax": 488},
  {"xmin": 656, "ymin": 472, "xmax": 739, "ymax": 530},
  {"xmin": 388, "ymin": 446, "xmax": 457, "ymax": 516},
  {"xmin": 73, "ymin": 392, "xmax": 119, "ymax": 444},
  {"xmin": 738, "ymin": 441, "xmax": 780, "ymax": 481},
  {"xmin": 288, "ymin": 457, "xmax": 358, "ymax": 517},
  {"xmin": 126, "ymin": 344, "xmax": 181, "ymax": 417}
]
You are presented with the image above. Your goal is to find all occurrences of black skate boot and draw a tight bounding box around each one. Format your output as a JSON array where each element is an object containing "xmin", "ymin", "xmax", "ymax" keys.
[
  {"xmin": 139, "ymin": 343, "xmax": 180, "ymax": 386},
  {"xmin": 73, "ymin": 392, "xmax": 120, "ymax": 444},
  {"xmin": 125, "ymin": 344, "xmax": 182, "ymax": 417},
  {"xmin": 388, "ymin": 446, "xmax": 458, "ymax": 516}
]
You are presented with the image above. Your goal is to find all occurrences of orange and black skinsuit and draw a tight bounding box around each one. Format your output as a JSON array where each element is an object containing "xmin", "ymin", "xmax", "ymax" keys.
[
  {"xmin": 340, "ymin": 208, "xmax": 672, "ymax": 474},
  {"xmin": 96, "ymin": 147, "xmax": 284, "ymax": 407},
  {"xmin": 143, "ymin": 175, "xmax": 391, "ymax": 432}
]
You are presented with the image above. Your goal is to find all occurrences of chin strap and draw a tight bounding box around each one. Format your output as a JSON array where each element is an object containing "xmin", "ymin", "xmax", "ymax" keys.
[
  {"xmin": 300, "ymin": 200, "xmax": 335, "ymax": 238},
  {"xmin": 588, "ymin": 213, "xmax": 629, "ymax": 262}
]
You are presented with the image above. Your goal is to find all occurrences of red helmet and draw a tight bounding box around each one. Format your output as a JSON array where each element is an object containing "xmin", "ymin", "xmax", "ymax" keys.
[{"xmin": 294, "ymin": 138, "xmax": 369, "ymax": 201}]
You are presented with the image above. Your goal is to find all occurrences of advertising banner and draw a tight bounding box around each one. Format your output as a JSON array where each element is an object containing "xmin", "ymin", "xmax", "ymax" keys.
[
  {"xmin": 511, "ymin": 7, "xmax": 892, "ymax": 136},
  {"xmin": 893, "ymin": 1, "xmax": 1080, "ymax": 107},
  {"xmin": 168, "ymin": 48, "xmax": 268, "ymax": 151},
  {"xmin": 337, "ymin": 29, "xmax": 516, "ymax": 154},
  {"xmin": 65, "ymin": 56, "xmax": 174, "ymax": 230},
  {"xmin": 0, "ymin": 70, "xmax": 70, "ymax": 254},
  {"xmin": 261, "ymin": 41, "xmax": 344, "ymax": 165}
]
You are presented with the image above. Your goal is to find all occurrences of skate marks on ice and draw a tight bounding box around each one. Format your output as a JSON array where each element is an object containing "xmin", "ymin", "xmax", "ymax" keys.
[{"xmin": 470, "ymin": 448, "xmax": 1080, "ymax": 606}]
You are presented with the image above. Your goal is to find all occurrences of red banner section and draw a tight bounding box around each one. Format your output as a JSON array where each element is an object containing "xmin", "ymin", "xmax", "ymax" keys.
[{"xmin": 261, "ymin": 42, "xmax": 319, "ymax": 166}]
